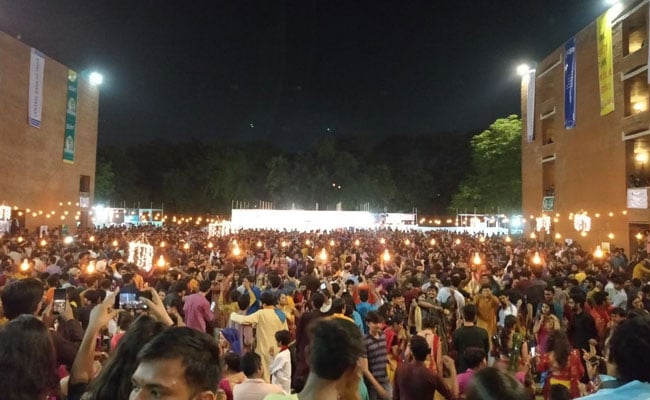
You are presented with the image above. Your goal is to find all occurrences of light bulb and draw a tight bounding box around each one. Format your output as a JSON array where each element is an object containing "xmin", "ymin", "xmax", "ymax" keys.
[
  {"xmin": 472, "ymin": 252, "xmax": 481, "ymax": 265},
  {"xmin": 594, "ymin": 246, "xmax": 603, "ymax": 258}
]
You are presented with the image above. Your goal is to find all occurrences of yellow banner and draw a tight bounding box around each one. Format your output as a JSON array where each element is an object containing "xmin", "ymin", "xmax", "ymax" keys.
[{"xmin": 597, "ymin": 13, "xmax": 615, "ymax": 116}]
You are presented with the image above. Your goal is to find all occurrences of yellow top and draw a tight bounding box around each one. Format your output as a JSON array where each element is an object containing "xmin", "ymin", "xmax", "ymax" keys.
[{"xmin": 230, "ymin": 308, "xmax": 288, "ymax": 382}]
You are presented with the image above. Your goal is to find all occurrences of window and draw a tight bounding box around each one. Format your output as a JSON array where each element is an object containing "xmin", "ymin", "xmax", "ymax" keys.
[
  {"xmin": 624, "ymin": 71, "xmax": 648, "ymax": 116},
  {"xmin": 623, "ymin": 9, "xmax": 647, "ymax": 56},
  {"xmin": 542, "ymin": 160, "xmax": 555, "ymax": 197},
  {"xmin": 540, "ymin": 110, "xmax": 556, "ymax": 145},
  {"xmin": 79, "ymin": 175, "xmax": 90, "ymax": 193},
  {"xmin": 627, "ymin": 138, "xmax": 650, "ymax": 187}
]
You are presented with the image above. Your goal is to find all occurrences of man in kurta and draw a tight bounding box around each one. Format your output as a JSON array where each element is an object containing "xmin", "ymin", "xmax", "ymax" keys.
[
  {"xmin": 475, "ymin": 284, "xmax": 500, "ymax": 338},
  {"xmin": 230, "ymin": 291, "xmax": 288, "ymax": 383}
]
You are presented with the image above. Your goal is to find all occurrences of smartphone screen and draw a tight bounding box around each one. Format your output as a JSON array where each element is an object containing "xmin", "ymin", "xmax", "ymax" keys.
[
  {"xmin": 320, "ymin": 282, "xmax": 327, "ymax": 290},
  {"xmin": 210, "ymin": 301, "xmax": 216, "ymax": 312},
  {"xmin": 531, "ymin": 346, "xmax": 536, "ymax": 357},
  {"xmin": 114, "ymin": 292, "xmax": 148, "ymax": 310},
  {"xmin": 53, "ymin": 288, "xmax": 66, "ymax": 314}
]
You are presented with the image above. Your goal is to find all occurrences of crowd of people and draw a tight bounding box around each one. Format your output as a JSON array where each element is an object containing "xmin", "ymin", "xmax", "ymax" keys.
[{"xmin": 0, "ymin": 224, "xmax": 649, "ymax": 400}]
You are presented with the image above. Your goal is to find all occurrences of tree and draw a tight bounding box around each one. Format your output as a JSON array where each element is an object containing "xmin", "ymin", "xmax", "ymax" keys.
[
  {"xmin": 94, "ymin": 160, "xmax": 115, "ymax": 202},
  {"xmin": 450, "ymin": 115, "xmax": 522, "ymax": 213}
]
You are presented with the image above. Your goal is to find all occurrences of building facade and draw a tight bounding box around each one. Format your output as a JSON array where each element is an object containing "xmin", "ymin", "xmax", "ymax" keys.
[
  {"xmin": 0, "ymin": 31, "xmax": 99, "ymax": 233},
  {"xmin": 521, "ymin": 0, "xmax": 650, "ymax": 255}
]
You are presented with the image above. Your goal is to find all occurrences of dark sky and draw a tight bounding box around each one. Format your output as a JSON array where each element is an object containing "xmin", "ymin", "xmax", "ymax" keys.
[{"xmin": 0, "ymin": 0, "xmax": 607, "ymax": 150}]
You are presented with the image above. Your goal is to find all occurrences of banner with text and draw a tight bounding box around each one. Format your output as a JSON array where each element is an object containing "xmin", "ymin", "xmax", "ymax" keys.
[
  {"xmin": 526, "ymin": 69, "xmax": 536, "ymax": 142},
  {"xmin": 28, "ymin": 48, "xmax": 45, "ymax": 128},
  {"xmin": 564, "ymin": 37, "xmax": 577, "ymax": 129},
  {"xmin": 63, "ymin": 70, "xmax": 78, "ymax": 163},
  {"xmin": 597, "ymin": 13, "xmax": 615, "ymax": 116}
]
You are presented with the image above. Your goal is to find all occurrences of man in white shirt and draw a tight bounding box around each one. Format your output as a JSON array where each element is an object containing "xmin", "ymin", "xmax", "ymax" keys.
[
  {"xmin": 437, "ymin": 276, "xmax": 466, "ymax": 323},
  {"xmin": 497, "ymin": 292, "xmax": 518, "ymax": 328},
  {"xmin": 234, "ymin": 352, "xmax": 285, "ymax": 400},
  {"xmin": 269, "ymin": 330, "xmax": 292, "ymax": 394},
  {"xmin": 606, "ymin": 276, "xmax": 628, "ymax": 310}
]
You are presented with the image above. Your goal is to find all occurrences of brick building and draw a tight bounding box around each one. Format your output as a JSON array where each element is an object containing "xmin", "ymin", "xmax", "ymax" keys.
[
  {"xmin": 0, "ymin": 31, "xmax": 99, "ymax": 233},
  {"xmin": 521, "ymin": 0, "xmax": 650, "ymax": 255}
]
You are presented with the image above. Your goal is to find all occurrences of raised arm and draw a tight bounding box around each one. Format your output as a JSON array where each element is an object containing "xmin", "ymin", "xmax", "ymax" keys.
[{"xmin": 69, "ymin": 294, "xmax": 120, "ymax": 385}]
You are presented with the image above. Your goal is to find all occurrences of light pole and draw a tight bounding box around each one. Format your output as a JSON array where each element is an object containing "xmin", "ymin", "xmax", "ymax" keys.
[
  {"xmin": 89, "ymin": 71, "xmax": 104, "ymax": 86},
  {"xmin": 516, "ymin": 64, "xmax": 530, "ymax": 77}
]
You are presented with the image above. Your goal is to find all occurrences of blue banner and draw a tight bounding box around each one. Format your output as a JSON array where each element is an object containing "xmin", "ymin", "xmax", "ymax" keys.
[
  {"xmin": 63, "ymin": 70, "xmax": 78, "ymax": 163},
  {"xmin": 564, "ymin": 37, "xmax": 576, "ymax": 129}
]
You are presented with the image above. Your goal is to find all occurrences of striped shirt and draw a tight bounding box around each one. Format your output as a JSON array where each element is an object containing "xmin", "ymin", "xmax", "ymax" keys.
[{"xmin": 363, "ymin": 332, "xmax": 389, "ymax": 384}]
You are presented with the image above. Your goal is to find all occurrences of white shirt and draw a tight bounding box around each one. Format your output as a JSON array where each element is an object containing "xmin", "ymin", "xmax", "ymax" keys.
[
  {"xmin": 437, "ymin": 287, "xmax": 466, "ymax": 321},
  {"xmin": 269, "ymin": 349, "xmax": 292, "ymax": 394},
  {"xmin": 233, "ymin": 378, "xmax": 284, "ymax": 400},
  {"xmin": 437, "ymin": 287, "xmax": 466, "ymax": 309},
  {"xmin": 610, "ymin": 288, "xmax": 628, "ymax": 310},
  {"xmin": 498, "ymin": 303, "xmax": 518, "ymax": 327}
]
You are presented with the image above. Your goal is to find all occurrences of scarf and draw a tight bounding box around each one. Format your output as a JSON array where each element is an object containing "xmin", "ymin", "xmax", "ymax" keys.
[{"xmin": 274, "ymin": 308, "xmax": 287, "ymax": 324}]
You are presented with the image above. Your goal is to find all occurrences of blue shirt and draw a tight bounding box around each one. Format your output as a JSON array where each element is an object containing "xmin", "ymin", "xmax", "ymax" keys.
[
  {"xmin": 352, "ymin": 310, "xmax": 364, "ymax": 334},
  {"xmin": 580, "ymin": 380, "xmax": 650, "ymax": 400},
  {"xmin": 356, "ymin": 301, "xmax": 377, "ymax": 334}
]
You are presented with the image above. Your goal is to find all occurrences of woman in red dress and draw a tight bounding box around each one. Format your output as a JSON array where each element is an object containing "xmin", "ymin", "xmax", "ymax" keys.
[{"xmin": 535, "ymin": 329, "xmax": 584, "ymax": 399}]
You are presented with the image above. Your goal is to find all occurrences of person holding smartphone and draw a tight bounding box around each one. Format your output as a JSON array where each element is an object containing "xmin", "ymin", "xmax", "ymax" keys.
[{"xmin": 1, "ymin": 278, "xmax": 83, "ymax": 368}]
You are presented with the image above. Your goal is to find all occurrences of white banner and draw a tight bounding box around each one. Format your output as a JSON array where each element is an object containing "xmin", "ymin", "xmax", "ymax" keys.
[
  {"xmin": 28, "ymin": 48, "xmax": 45, "ymax": 128},
  {"xmin": 526, "ymin": 69, "xmax": 536, "ymax": 142},
  {"xmin": 627, "ymin": 188, "xmax": 648, "ymax": 209}
]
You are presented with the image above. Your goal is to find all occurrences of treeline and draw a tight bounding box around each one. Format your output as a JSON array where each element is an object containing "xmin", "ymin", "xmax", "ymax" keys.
[
  {"xmin": 95, "ymin": 132, "xmax": 471, "ymax": 215},
  {"xmin": 95, "ymin": 115, "xmax": 522, "ymax": 216}
]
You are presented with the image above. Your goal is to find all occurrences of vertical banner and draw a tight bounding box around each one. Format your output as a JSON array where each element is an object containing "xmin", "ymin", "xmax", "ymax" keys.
[
  {"xmin": 564, "ymin": 37, "xmax": 577, "ymax": 129},
  {"xmin": 63, "ymin": 70, "xmax": 78, "ymax": 163},
  {"xmin": 526, "ymin": 69, "xmax": 536, "ymax": 142},
  {"xmin": 597, "ymin": 13, "xmax": 615, "ymax": 116},
  {"xmin": 28, "ymin": 48, "xmax": 45, "ymax": 128}
]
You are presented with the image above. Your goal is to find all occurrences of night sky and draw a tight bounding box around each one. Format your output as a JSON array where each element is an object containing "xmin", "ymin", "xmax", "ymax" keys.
[{"xmin": 0, "ymin": 0, "xmax": 607, "ymax": 150}]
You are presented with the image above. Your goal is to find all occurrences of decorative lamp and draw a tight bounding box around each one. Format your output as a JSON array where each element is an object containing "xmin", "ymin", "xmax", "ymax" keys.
[{"xmin": 127, "ymin": 234, "xmax": 154, "ymax": 272}]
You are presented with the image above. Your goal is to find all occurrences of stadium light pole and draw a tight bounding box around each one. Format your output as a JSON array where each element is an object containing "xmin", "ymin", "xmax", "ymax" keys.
[
  {"xmin": 516, "ymin": 64, "xmax": 530, "ymax": 77},
  {"xmin": 89, "ymin": 71, "xmax": 104, "ymax": 86}
]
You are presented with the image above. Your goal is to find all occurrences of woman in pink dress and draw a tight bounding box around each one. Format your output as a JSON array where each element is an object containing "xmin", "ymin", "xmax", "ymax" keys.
[{"xmin": 533, "ymin": 302, "xmax": 560, "ymax": 355}]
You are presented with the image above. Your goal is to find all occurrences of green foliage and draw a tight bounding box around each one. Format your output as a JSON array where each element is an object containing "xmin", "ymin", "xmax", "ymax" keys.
[
  {"xmin": 96, "ymin": 131, "xmax": 475, "ymax": 215},
  {"xmin": 94, "ymin": 160, "xmax": 115, "ymax": 202},
  {"xmin": 450, "ymin": 115, "xmax": 522, "ymax": 213}
]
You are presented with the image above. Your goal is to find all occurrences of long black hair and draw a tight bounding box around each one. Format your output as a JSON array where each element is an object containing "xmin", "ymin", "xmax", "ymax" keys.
[
  {"xmin": 0, "ymin": 315, "xmax": 60, "ymax": 400},
  {"xmin": 87, "ymin": 314, "xmax": 167, "ymax": 400}
]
